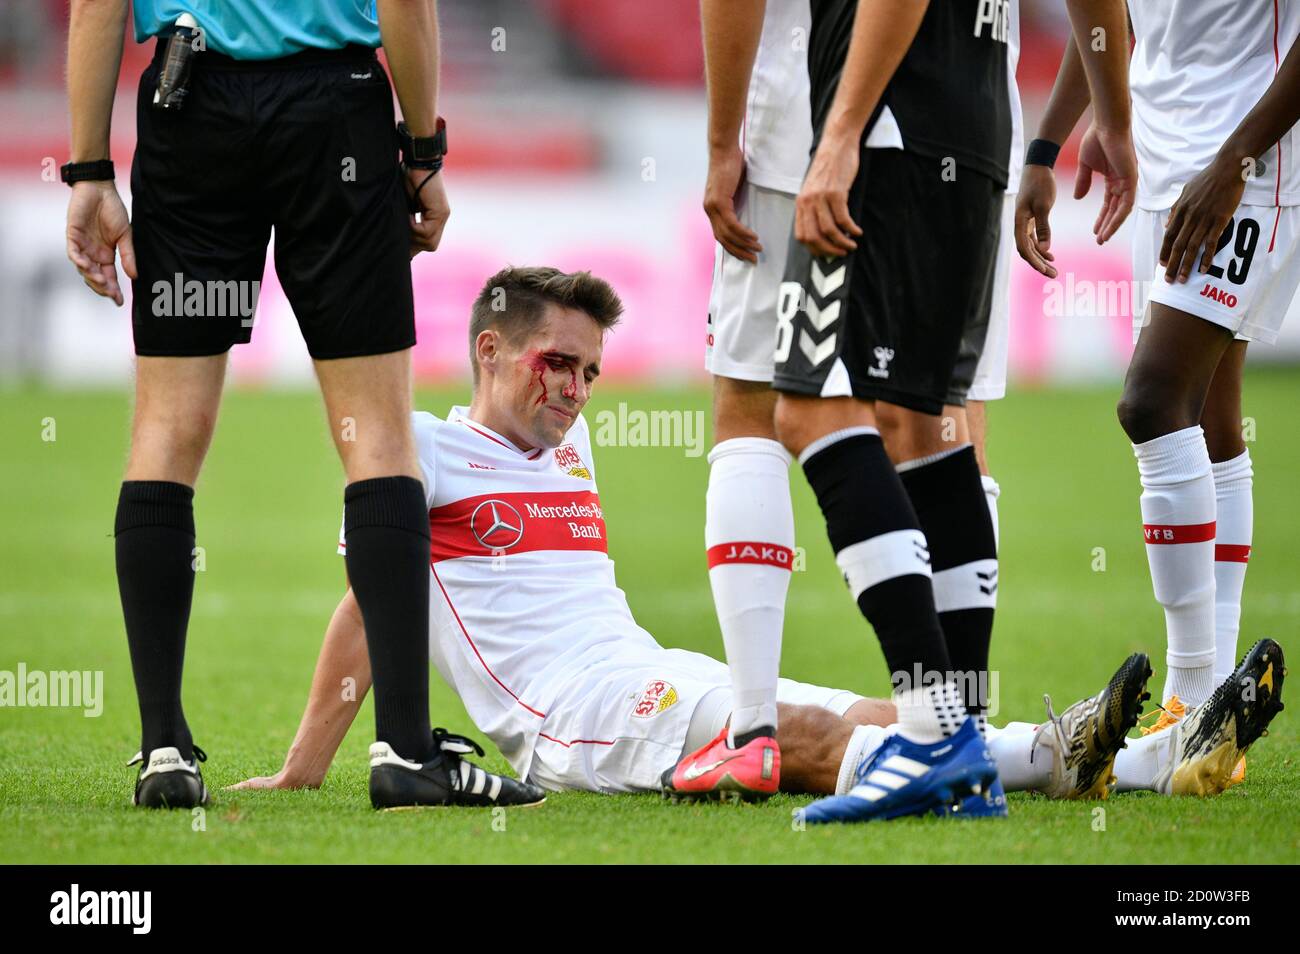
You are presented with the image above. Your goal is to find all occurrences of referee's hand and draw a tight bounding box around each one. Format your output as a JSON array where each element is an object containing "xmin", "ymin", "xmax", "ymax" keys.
[
  {"xmin": 405, "ymin": 166, "xmax": 450, "ymax": 258},
  {"xmin": 66, "ymin": 181, "xmax": 137, "ymax": 307}
]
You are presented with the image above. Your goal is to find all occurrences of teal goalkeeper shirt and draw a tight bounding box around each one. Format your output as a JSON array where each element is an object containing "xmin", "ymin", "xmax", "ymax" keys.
[{"xmin": 133, "ymin": 1, "xmax": 381, "ymax": 60}]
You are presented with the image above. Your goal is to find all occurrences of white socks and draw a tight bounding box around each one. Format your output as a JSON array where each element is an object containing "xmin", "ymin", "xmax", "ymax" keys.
[
  {"xmin": 835, "ymin": 723, "xmax": 889, "ymax": 794},
  {"xmin": 1112, "ymin": 729, "xmax": 1172, "ymax": 793},
  {"xmin": 1211, "ymin": 450, "xmax": 1253, "ymax": 683},
  {"xmin": 982, "ymin": 474, "xmax": 1001, "ymax": 553},
  {"xmin": 982, "ymin": 720, "xmax": 1169, "ymax": 793},
  {"xmin": 983, "ymin": 721, "xmax": 1047, "ymax": 790},
  {"xmin": 895, "ymin": 682, "xmax": 968, "ymax": 744},
  {"xmin": 705, "ymin": 437, "xmax": 795, "ymax": 742},
  {"xmin": 1134, "ymin": 426, "xmax": 1218, "ymax": 709}
]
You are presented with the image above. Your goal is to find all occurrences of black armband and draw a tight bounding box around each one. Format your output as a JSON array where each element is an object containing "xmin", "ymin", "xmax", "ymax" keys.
[{"xmin": 1025, "ymin": 138, "xmax": 1061, "ymax": 169}]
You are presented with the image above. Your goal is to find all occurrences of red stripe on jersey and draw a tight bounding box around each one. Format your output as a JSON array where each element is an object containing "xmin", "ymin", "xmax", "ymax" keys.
[
  {"xmin": 458, "ymin": 419, "xmax": 539, "ymax": 456},
  {"xmin": 430, "ymin": 564, "xmax": 546, "ymax": 719},
  {"xmin": 706, "ymin": 541, "xmax": 795, "ymax": 570},
  {"xmin": 428, "ymin": 490, "xmax": 607, "ymax": 561},
  {"xmin": 1215, "ymin": 543, "xmax": 1252, "ymax": 563},
  {"xmin": 1142, "ymin": 522, "xmax": 1216, "ymax": 544}
]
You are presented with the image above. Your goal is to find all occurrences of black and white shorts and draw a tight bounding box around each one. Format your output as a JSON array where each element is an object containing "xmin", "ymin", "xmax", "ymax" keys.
[{"xmin": 773, "ymin": 148, "xmax": 1003, "ymax": 415}]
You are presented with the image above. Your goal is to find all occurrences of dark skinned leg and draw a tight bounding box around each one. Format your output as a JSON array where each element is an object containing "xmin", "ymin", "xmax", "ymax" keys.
[
  {"xmin": 1200, "ymin": 341, "xmax": 1248, "ymax": 463},
  {"xmin": 1117, "ymin": 303, "xmax": 1235, "ymax": 443}
]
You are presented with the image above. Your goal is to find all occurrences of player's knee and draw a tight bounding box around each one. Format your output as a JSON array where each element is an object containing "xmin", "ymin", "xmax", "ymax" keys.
[
  {"xmin": 337, "ymin": 433, "xmax": 419, "ymax": 483},
  {"xmin": 772, "ymin": 396, "xmax": 811, "ymax": 457},
  {"xmin": 129, "ymin": 411, "xmax": 217, "ymax": 480},
  {"xmin": 713, "ymin": 379, "xmax": 778, "ymax": 444},
  {"xmin": 1117, "ymin": 379, "xmax": 1186, "ymax": 444}
]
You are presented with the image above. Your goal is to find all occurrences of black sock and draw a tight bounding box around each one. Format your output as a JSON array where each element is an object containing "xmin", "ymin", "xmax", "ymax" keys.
[
  {"xmin": 898, "ymin": 445, "xmax": 997, "ymax": 720},
  {"xmin": 344, "ymin": 476, "xmax": 433, "ymax": 762},
  {"xmin": 801, "ymin": 431, "xmax": 951, "ymax": 683},
  {"xmin": 115, "ymin": 480, "xmax": 197, "ymax": 762}
]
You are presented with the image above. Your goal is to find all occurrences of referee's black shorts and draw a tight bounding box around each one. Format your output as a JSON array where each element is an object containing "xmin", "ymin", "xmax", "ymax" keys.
[
  {"xmin": 129, "ymin": 40, "xmax": 415, "ymax": 359},
  {"xmin": 774, "ymin": 148, "xmax": 1002, "ymax": 415}
]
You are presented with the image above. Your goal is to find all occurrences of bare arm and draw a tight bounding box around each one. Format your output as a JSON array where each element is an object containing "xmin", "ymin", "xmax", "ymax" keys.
[
  {"xmin": 1016, "ymin": 14, "xmax": 1135, "ymax": 275},
  {"xmin": 1015, "ymin": 33, "xmax": 1091, "ymax": 277},
  {"xmin": 796, "ymin": 0, "xmax": 929, "ymax": 257},
  {"xmin": 1060, "ymin": 1, "xmax": 1137, "ymax": 244},
  {"xmin": 64, "ymin": 0, "xmax": 136, "ymax": 306},
  {"xmin": 701, "ymin": 0, "xmax": 766, "ymax": 262},
  {"xmin": 1038, "ymin": 32, "xmax": 1092, "ymax": 147},
  {"xmin": 68, "ymin": 0, "xmax": 126, "ymax": 162},
  {"xmin": 230, "ymin": 589, "xmax": 372, "ymax": 790},
  {"xmin": 1062, "ymin": 0, "xmax": 1131, "ymax": 132},
  {"xmin": 376, "ymin": 0, "xmax": 448, "ymax": 256},
  {"xmin": 1160, "ymin": 33, "xmax": 1300, "ymax": 282}
]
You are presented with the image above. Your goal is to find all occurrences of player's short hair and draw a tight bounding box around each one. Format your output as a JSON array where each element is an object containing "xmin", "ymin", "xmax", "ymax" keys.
[{"xmin": 469, "ymin": 266, "xmax": 623, "ymax": 382}]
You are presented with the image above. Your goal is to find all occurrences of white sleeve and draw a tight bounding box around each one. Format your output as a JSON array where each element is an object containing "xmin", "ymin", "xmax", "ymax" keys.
[{"xmin": 412, "ymin": 411, "xmax": 439, "ymax": 507}]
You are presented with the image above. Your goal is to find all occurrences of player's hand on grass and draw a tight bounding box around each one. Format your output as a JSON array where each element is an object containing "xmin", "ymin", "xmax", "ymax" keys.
[
  {"xmin": 795, "ymin": 132, "xmax": 863, "ymax": 259},
  {"xmin": 1074, "ymin": 122, "xmax": 1137, "ymax": 245},
  {"xmin": 227, "ymin": 768, "xmax": 320, "ymax": 792},
  {"xmin": 1158, "ymin": 154, "xmax": 1247, "ymax": 284},
  {"xmin": 1015, "ymin": 164, "xmax": 1059, "ymax": 278},
  {"xmin": 406, "ymin": 166, "xmax": 450, "ymax": 258},
  {"xmin": 704, "ymin": 142, "xmax": 762, "ymax": 263},
  {"xmin": 66, "ymin": 181, "xmax": 137, "ymax": 307}
]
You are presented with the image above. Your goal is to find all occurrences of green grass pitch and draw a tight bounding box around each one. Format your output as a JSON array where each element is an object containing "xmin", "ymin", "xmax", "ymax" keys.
[{"xmin": 1, "ymin": 373, "xmax": 1296, "ymax": 864}]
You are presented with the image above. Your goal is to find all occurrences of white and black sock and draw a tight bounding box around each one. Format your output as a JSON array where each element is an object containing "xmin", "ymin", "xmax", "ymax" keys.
[
  {"xmin": 982, "ymin": 474, "xmax": 1001, "ymax": 553},
  {"xmin": 898, "ymin": 444, "xmax": 998, "ymax": 728},
  {"xmin": 800, "ymin": 428, "xmax": 951, "ymax": 689}
]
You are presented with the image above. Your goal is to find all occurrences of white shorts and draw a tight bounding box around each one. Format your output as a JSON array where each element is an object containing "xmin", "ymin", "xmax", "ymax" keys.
[
  {"xmin": 967, "ymin": 192, "xmax": 1016, "ymax": 401},
  {"xmin": 1132, "ymin": 204, "xmax": 1300, "ymax": 345},
  {"xmin": 524, "ymin": 646, "xmax": 863, "ymax": 795},
  {"xmin": 705, "ymin": 182, "xmax": 797, "ymax": 382}
]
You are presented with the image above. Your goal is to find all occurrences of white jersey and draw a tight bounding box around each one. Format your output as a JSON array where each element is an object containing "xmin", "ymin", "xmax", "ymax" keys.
[
  {"xmin": 1130, "ymin": 0, "xmax": 1300, "ymax": 210},
  {"xmin": 741, "ymin": 0, "xmax": 813, "ymax": 194},
  {"xmin": 340, "ymin": 408, "xmax": 660, "ymax": 779}
]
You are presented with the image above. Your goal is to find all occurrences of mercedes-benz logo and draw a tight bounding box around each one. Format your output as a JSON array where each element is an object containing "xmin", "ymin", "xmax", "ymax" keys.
[{"xmin": 469, "ymin": 499, "xmax": 525, "ymax": 550}]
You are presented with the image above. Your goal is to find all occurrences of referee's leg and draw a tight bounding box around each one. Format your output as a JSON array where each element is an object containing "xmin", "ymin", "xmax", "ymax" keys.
[
  {"xmin": 117, "ymin": 355, "xmax": 227, "ymax": 764},
  {"xmin": 315, "ymin": 351, "xmax": 435, "ymax": 763}
]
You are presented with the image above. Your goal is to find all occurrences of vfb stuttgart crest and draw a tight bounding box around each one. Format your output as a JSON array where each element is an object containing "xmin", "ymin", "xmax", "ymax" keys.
[
  {"xmin": 631, "ymin": 679, "xmax": 678, "ymax": 718},
  {"xmin": 554, "ymin": 443, "xmax": 592, "ymax": 480},
  {"xmin": 469, "ymin": 499, "xmax": 524, "ymax": 550}
]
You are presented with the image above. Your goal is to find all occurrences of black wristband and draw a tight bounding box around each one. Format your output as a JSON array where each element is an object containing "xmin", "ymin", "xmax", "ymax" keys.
[
  {"xmin": 1025, "ymin": 139, "xmax": 1061, "ymax": 169},
  {"xmin": 60, "ymin": 160, "xmax": 115, "ymax": 186}
]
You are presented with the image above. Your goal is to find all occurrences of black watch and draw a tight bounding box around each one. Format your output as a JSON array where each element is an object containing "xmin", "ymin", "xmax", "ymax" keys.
[
  {"xmin": 398, "ymin": 118, "xmax": 447, "ymax": 171},
  {"xmin": 61, "ymin": 160, "xmax": 115, "ymax": 186}
]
